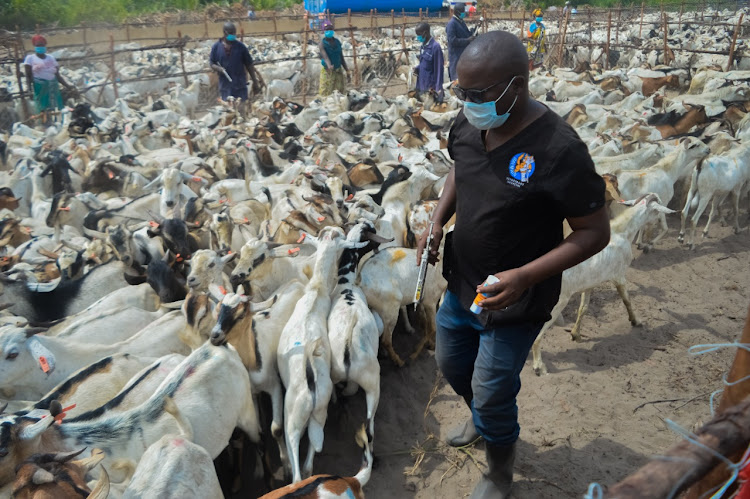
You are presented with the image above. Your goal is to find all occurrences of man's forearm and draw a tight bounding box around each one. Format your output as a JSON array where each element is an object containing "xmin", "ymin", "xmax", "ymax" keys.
[{"xmin": 518, "ymin": 210, "xmax": 610, "ymax": 287}]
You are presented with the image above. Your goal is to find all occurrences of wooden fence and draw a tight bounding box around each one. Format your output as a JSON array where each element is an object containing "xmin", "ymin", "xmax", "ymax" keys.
[{"xmin": 1, "ymin": 1, "xmax": 748, "ymax": 121}]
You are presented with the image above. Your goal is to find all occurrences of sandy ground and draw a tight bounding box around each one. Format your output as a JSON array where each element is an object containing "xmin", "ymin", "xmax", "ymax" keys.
[{"xmin": 312, "ymin": 217, "xmax": 749, "ymax": 499}]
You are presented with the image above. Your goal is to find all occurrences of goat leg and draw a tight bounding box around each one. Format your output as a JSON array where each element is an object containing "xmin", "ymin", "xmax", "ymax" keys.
[
  {"xmin": 615, "ymin": 280, "xmax": 641, "ymax": 327},
  {"xmin": 570, "ymin": 291, "xmax": 591, "ymax": 342}
]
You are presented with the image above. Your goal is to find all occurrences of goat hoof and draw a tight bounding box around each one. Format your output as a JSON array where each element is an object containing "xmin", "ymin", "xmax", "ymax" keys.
[
  {"xmin": 702, "ymin": 231, "xmax": 708, "ymax": 239},
  {"xmin": 570, "ymin": 334, "xmax": 582, "ymax": 342},
  {"xmin": 677, "ymin": 234, "xmax": 684, "ymax": 243},
  {"xmin": 631, "ymin": 320, "xmax": 643, "ymax": 327},
  {"xmin": 533, "ymin": 365, "xmax": 548, "ymax": 376},
  {"xmin": 689, "ymin": 244, "xmax": 696, "ymax": 251},
  {"xmin": 641, "ymin": 245, "xmax": 652, "ymax": 253}
]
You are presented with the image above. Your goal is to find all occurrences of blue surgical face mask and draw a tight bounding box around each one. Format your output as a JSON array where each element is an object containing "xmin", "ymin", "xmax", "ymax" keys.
[
  {"xmin": 417, "ymin": 35, "xmax": 425, "ymax": 43},
  {"xmin": 324, "ymin": 30, "xmax": 334, "ymax": 38},
  {"xmin": 536, "ymin": 16, "xmax": 543, "ymax": 23},
  {"xmin": 225, "ymin": 34, "xmax": 237, "ymax": 41},
  {"xmin": 462, "ymin": 76, "xmax": 518, "ymax": 130},
  {"xmin": 35, "ymin": 46, "xmax": 46, "ymax": 54},
  {"xmin": 459, "ymin": 12, "xmax": 466, "ymax": 18}
]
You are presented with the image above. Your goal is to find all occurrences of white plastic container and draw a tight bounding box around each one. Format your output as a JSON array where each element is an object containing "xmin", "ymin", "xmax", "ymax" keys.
[{"xmin": 470, "ymin": 274, "xmax": 500, "ymax": 314}]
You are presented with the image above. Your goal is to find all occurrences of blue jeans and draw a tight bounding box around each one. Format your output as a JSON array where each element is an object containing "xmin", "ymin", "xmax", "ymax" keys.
[{"xmin": 435, "ymin": 291, "xmax": 541, "ymax": 446}]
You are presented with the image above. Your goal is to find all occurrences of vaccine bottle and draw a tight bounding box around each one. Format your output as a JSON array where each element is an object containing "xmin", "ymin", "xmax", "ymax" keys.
[{"xmin": 470, "ymin": 274, "xmax": 500, "ymax": 314}]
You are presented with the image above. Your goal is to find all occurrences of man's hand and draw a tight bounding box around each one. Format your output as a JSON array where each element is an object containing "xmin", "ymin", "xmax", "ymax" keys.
[
  {"xmin": 413, "ymin": 66, "xmax": 419, "ymax": 76},
  {"xmin": 475, "ymin": 268, "xmax": 531, "ymax": 311},
  {"xmin": 251, "ymin": 81, "xmax": 261, "ymax": 94},
  {"xmin": 416, "ymin": 224, "xmax": 443, "ymax": 266}
]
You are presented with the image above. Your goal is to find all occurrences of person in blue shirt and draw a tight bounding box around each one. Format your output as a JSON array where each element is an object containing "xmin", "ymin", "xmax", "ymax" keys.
[
  {"xmin": 318, "ymin": 20, "xmax": 349, "ymax": 96},
  {"xmin": 209, "ymin": 22, "xmax": 261, "ymax": 101},
  {"xmin": 446, "ymin": 3, "xmax": 478, "ymax": 82},
  {"xmin": 414, "ymin": 23, "xmax": 445, "ymax": 102}
]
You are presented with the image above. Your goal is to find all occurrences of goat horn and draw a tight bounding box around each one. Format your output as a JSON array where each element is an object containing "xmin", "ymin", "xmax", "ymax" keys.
[
  {"xmin": 160, "ymin": 300, "xmax": 185, "ymax": 309},
  {"xmin": 86, "ymin": 464, "xmax": 110, "ymax": 499},
  {"xmin": 24, "ymin": 327, "xmax": 48, "ymax": 337},
  {"xmin": 0, "ymin": 402, "xmax": 7, "ymax": 414},
  {"xmin": 83, "ymin": 228, "xmax": 108, "ymax": 240},
  {"xmin": 55, "ymin": 447, "xmax": 87, "ymax": 463},
  {"xmin": 61, "ymin": 240, "xmax": 85, "ymax": 253}
]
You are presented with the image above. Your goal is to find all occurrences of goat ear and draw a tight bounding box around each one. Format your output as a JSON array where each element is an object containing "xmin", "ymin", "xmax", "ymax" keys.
[
  {"xmin": 71, "ymin": 448, "xmax": 106, "ymax": 472},
  {"xmin": 208, "ymin": 283, "xmax": 226, "ymax": 303},
  {"xmin": 18, "ymin": 416, "xmax": 55, "ymax": 441},
  {"xmin": 249, "ymin": 294, "xmax": 277, "ymax": 313},
  {"xmin": 220, "ymin": 253, "xmax": 236, "ymax": 265},
  {"xmin": 143, "ymin": 173, "xmax": 163, "ymax": 191},
  {"xmin": 651, "ymin": 203, "xmax": 676, "ymax": 214},
  {"xmin": 364, "ymin": 232, "xmax": 394, "ymax": 245}
]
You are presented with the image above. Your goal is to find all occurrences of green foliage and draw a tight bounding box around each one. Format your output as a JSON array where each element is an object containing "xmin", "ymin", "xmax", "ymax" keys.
[{"xmin": 0, "ymin": 0, "xmax": 237, "ymax": 28}]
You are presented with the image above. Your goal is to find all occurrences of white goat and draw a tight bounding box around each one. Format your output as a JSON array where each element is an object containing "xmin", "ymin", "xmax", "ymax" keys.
[
  {"xmin": 679, "ymin": 142, "xmax": 750, "ymax": 248},
  {"xmin": 531, "ymin": 194, "xmax": 675, "ymax": 375},
  {"xmin": 277, "ymin": 227, "xmax": 366, "ymax": 483}
]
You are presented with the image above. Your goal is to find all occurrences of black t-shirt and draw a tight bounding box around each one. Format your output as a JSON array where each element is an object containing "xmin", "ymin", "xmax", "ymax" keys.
[{"xmin": 445, "ymin": 107, "xmax": 605, "ymax": 328}]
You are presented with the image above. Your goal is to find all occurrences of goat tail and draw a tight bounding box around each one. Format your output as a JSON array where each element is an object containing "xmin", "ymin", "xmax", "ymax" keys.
[
  {"xmin": 685, "ymin": 161, "xmax": 702, "ymax": 213},
  {"xmin": 353, "ymin": 424, "xmax": 373, "ymax": 487},
  {"xmin": 163, "ymin": 395, "xmax": 194, "ymax": 442},
  {"xmin": 261, "ymin": 186, "xmax": 272, "ymax": 205},
  {"xmin": 304, "ymin": 338, "xmax": 324, "ymax": 407}
]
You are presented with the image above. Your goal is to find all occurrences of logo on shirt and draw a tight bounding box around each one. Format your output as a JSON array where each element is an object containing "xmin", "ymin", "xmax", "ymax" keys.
[{"xmin": 508, "ymin": 153, "xmax": 535, "ymax": 187}]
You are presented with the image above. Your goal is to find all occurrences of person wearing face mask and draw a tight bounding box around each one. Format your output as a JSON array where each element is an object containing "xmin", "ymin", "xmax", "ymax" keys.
[
  {"xmin": 527, "ymin": 8, "xmax": 547, "ymax": 68},
  {"xmin": 24, "ymin": 35, "xmax": 75, "ymax": 116},
  {"xmin": 416, "ymin": 31, "xmax": 609, "ymax": 499},
  {"xmin": 318, "ymin": 20, "xmax": 349, "ymax": 96},
  {"xmin": 209, "ymin": 22, "xmax": 262, "ymax": 102},
  {"xmin": 413, "ymin": 23, "xmax": 445, "ymax": 102},
  {"xmin": 446, "ymin": 3, "xmax": 478, "ymax": 82}
]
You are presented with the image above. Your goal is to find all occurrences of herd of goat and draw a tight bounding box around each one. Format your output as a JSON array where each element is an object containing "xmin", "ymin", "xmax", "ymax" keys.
[{"xmin": 0, "ymin": 7, "xmax": 748, "ymax": 498}]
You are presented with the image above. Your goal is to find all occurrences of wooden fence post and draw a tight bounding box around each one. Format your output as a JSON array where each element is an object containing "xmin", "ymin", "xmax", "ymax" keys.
[
  {"xmin": 482, "ymin": 8, "xmax": 488, "ymax": 34},
  {"xmin": 615, "ymin": 4, "xmax": 622, "ymax": 44},
  {"xmin": 558, "ymin": 10, "xmax": 570, "ymax": 67},
  {"xmin": 662, "ymin": 11, "xmax": 670, "ymax": 65},
  {"xmin": 520, "ymin": 9, "xmax": 526, "ymax": 36},
  {"xmin": 13, "ymin": 33, "xmax": 29, "ymax": 119},
  {"xmin": 126, "ymin": 23, "xmax": 131, "ymax": 43},
  {"xmin": 400, "ymin": 16, "xmax": 407, "ymax": 65},
  {"xmin": 679, "ymin": 0, "xmax": 685, "ymax": 26},
  {"xmin": 178, "ymin": 30, "xmax": 188, "ymax": 86},
  {"xmin": 349, "ymin": 25, "xmax": 360, "ymax": 87},
  {"xmin": 605, "ymin": 9, "xmax": 612, "ymax": 69},
  {"xmin": 419, "ymin": 8, "xmax": 423, "ymax": 20},
  {"xmin": 273, "ymin": 12, "xmax": 278, "ymax": 40},
  {"xmin": 82, "ymin": 22, "xmax": 87, "ymax": 51},
  {"xmin": 726, "ymin": 12, "xmax": 744, "ymax": 71},
  {"xmin": 588, "ymin": 7, "xmax": 593, "ymax": 46},
  {"xmin": 302, "ymin": 14, "xmax": 308, "ymax": 103},
  {"xmin": 109, "ymin": 35, "xmax": 118, "ymax": 100},
  {"xmin": 639, "ymin": 1, "xmax": 645, "ymax": 38},
  {"xmin": 204, "ymin": 13, "xmax": 209, "ymax": 39},
  {"xmin": 164, "ymin": 19, "xmax": 169, "ymax": 42},
  {"xmin": 348, "ymin": 8, "xmax": 352, "ymax": 25},
  {"xmin": 391, "ymin": 9, "xmax": 395, "ymax": 31}
]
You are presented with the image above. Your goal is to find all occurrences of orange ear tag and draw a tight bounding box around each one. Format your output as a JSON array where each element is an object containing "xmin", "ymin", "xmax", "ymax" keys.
[
  {"xmin": 317, "ymin": 216, "xmax": 326, "ymax": 222},
  {"xmin": 296, "ymin": 233, "xmax": 306, "ymax": 244},
  {"xmin": 346, "ymin": 193, "xmax": 354, "ymax": 201},
  {"xmin": 149, "ymin": 221, "xmax": 159, "ymax": 228},
  {"xmin": 288, "ymin": 247, "xmax": 300, "ymax": 255},
  {"xmin": 39, "ymin": 356, "xmax": 50, "ymax": 373}
]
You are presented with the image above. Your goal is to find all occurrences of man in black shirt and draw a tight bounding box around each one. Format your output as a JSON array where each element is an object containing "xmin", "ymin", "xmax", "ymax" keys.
[{"xmin": 417, "ymin": 31, "xmax": 609, "ymax": 498}]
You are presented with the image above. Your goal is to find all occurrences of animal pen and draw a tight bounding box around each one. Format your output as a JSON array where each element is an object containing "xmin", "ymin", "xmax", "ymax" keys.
[{"xmin": 0, "ymin": 0, "xmax": 748, "ymax": 128}]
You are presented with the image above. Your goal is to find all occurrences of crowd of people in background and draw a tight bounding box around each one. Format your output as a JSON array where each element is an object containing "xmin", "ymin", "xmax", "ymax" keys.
[{"xmin": 23, "ymin": 3, "xmax": 570, "ymax": 120}]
